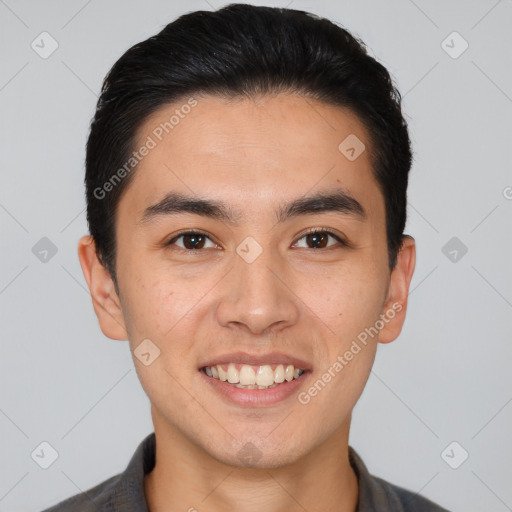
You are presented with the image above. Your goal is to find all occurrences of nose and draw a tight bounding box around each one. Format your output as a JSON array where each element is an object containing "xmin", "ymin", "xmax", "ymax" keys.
[{"xmin": 215, "ymin": 242, "xmax": 299, "ymax": 336}]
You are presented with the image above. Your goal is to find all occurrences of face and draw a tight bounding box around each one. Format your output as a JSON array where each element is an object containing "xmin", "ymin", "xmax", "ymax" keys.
[{"xmin": 80, "ymin": 93, "xmax": 415, "ymax": 468}]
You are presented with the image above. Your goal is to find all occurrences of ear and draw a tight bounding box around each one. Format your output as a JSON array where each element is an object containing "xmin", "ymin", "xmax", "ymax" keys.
[
  {"xmin": 378, "ymin": 235, "xmax": 416, "ymax": 344},
  {"xmin": 77, "ymin": 235, "xmax": 128, "ymax": 340}
]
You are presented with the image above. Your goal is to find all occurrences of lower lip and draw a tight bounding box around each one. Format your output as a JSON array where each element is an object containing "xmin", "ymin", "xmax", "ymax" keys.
[{"xmin": 199, "ymin": 369, "xmax": 310, "ymax": 407}]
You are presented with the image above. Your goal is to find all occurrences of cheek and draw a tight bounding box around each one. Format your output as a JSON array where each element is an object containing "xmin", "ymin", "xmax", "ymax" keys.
[
  {"xmin": 121, "ymin": 276, "xmax": 183, "ymax": 343},
  {"xmin": 299, "ymin": 281, "xmax": 381, "ymax": 415},
  {"xmin": 117, "ymin": 246, "xmax": 190, "ymax": 333},
  {"xmin": 306, "ymin": 263, "xmax": 385, "ymax": 399},
  {"xmin": 338, "ymin": 284, "xmax": 385, "ymax": 334},
  {"xmin": 313, "ymin": 262, "xmax": 386, "ymax": 332},
  {"xmin": 120, "ymin": 274, "xmax": 200, "ymax": 407}
]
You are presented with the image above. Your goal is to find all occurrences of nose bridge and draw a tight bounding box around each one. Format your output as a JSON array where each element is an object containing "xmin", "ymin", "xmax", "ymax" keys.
[{"xmin": 216, "ymin": 236, "xmax": 299, "ymax": 334}]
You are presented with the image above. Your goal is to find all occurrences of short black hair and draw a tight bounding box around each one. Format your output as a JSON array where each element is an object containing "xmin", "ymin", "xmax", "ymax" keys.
[{"xmin": 85, "ymin": 3, "xmax": 412, "ymax": 286}]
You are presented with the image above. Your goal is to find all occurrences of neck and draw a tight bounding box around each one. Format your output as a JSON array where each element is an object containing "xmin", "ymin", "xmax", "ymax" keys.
[{"xmin": 144, "ymin": 414, "xmax": 359, "ymax": 512}]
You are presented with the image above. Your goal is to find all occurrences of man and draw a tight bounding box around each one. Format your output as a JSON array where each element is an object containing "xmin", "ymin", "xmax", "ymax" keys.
[{"xmin": 43, "ymin": 3, "xmax": 449, "ymax": 511}]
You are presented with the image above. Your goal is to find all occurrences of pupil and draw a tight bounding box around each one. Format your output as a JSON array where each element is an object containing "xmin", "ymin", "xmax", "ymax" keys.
[
  {"xmin": 308, "ymin": 232, "xmax": 327, "ymax": 249},
  {"xmin": 185, "ymin": 234, "xmax": 204, "ymax": 249},
  {"xmin": 182, "ymin": 233, "xmax": 328, "ymax": 250}
]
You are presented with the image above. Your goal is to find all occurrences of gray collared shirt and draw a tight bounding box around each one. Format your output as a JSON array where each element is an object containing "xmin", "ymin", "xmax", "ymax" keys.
[{"xmin": 41, "ymin": 432, "xmax": 450, "ymax": 511}]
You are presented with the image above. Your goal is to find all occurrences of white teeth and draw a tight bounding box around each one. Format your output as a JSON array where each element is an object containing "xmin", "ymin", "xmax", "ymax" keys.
[
  {"xmin": 256, "ymin": 365, "xmax": 274, "ymax": 386},
  {"xmin": 204, "ymin": 363, "xmax": 305, "ymax": 387},
  {"xmin": 274, "ymin": 364, "xmax": 285, "ymax": 383},
  {"xmin": 239, "ymin": 365, "xmax": 256, "ymax": 385},
  {"xmin": 217, "ymin": 365, "xmax": 228, "ymax": 382},
  {"xmin": 227, "ymin": 363, "xmax": 239, "ymax": 383}
]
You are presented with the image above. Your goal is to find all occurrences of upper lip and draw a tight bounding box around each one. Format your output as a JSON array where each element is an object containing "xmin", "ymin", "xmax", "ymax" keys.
[{"xmin": 199, "ymin": 351, "xmax": 312, "ymax": 371}]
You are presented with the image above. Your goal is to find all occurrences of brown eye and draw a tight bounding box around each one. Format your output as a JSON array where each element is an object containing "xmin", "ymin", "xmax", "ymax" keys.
[
  {"xmin": 305, "ymin": 232, "xmax": 329, "ymax": 249},
  {"xmin": 294, "ymin": 229, "xmax": 346, "ymax": 250},
  {"xmin": 167, "ymin": 231, "xmax": 216, "ymax": 250}
]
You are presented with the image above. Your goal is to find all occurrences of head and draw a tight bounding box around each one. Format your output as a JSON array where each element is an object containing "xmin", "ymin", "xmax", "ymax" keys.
[{"xmin": 79, "ymin": 4, "xmax": 415, "ymax": 468}]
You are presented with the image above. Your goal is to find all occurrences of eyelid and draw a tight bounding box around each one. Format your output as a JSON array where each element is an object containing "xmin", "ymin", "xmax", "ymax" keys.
[
  {"xmin": 294, "ymin": 226, "xmax": 349, "ymax": 248},
  {"xmin": 166, "ymin": 228, "xmax": 219, "ymax": 247},
  {"xmin": 166, "ymin": 227, "xmax": 349, "ymax": 250}
]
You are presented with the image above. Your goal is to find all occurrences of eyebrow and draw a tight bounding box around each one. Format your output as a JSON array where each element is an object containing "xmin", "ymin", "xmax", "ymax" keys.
[{"xmin": 139, "ymin": 188, "xmax": 366, "ymax": 225}]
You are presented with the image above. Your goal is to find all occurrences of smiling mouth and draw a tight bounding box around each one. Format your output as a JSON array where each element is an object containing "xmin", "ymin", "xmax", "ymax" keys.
[{"xmin": 202, "ymin": 363, "xmax": 307, "ymax": 389}]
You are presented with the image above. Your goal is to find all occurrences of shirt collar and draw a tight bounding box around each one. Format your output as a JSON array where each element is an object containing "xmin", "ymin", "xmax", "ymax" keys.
[
  {"xmin": 111, "ymin": 432, "xmax": 155, "ymax": 511},
  {"xmin": 112, "ymin": 432, "xmax": 398, "ymax": 511}
]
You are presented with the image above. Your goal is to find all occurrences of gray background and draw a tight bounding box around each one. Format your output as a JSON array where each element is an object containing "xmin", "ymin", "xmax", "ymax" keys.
[{"xmin": 1, "ymin": 0, "xmax": 511, "ymax": 511}]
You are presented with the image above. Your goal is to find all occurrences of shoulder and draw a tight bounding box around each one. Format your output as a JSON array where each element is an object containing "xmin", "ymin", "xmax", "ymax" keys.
[
  {"xmin": 369, "ymin": 474, "xmax": 451, "ymax": 511},
  {"xmin": 40, "ymin": 473, "xmax": 120, "ymax": 512},
  {"xmin": 348, "ymin": 446, "xmax": 451, "ymax": 512},
  {"xmin": 39, "ymin": 432, "xmax": 155, "ymax": 511}
]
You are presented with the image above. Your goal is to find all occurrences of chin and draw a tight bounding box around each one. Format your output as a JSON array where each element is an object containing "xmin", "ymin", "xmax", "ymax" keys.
[{"xmin": 204, "ymin": 433, "xmax": 310, "ymax": 469}]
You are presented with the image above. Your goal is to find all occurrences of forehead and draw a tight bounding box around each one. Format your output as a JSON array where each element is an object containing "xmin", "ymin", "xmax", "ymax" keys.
[{"xmin": 122, "ymin": 93, "xmax": 383, "ymax": 222}]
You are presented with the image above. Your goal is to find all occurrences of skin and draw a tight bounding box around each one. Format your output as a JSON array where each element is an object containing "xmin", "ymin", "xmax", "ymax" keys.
[{"xmin": 78, "ymin": 93, "xmax": 415, "ymax": 512}]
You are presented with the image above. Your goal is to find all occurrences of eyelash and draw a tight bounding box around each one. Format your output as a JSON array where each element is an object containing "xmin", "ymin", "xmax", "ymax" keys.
[{"xmin": 166, "ymin": 227, "xmax": 348, "ymax": 252}]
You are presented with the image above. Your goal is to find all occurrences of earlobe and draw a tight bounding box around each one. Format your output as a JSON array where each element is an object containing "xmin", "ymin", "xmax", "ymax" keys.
[
  {"xmin": 77, "ymin": 235, "xmax": 128, "ymax": 341},
  {"xmin": 378, "ymin": 235, "xmax": 416, "ymax": 344}
]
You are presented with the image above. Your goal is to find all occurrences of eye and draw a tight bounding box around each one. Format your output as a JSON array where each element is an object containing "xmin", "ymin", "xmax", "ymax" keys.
[
  {"xmin": 293, "ymin": 228, "xmax": 347, "ymax": 250},
  {"xmin": 167, "ymin": 230, "xmax": 218, "ymax": 250},
  {"xmin": 166, "ymin": 228, "xmax": 348, "ymax": 252}
]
